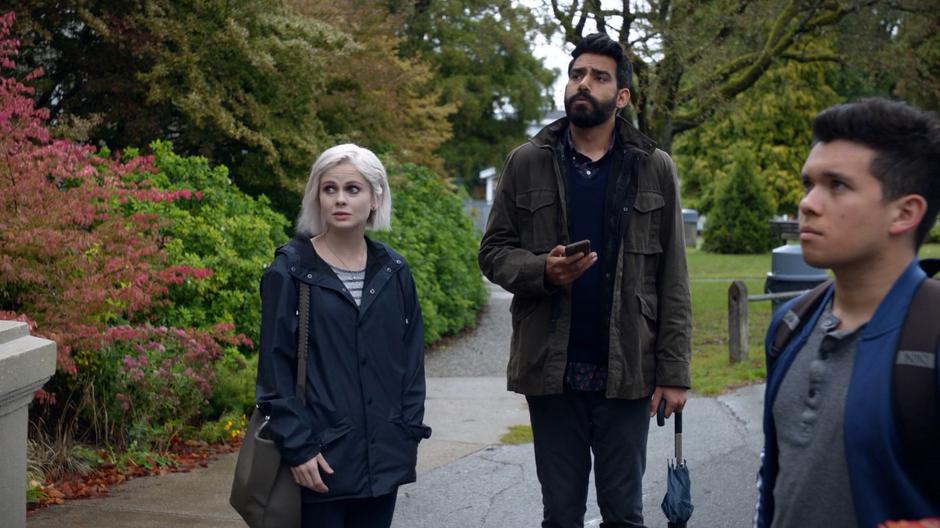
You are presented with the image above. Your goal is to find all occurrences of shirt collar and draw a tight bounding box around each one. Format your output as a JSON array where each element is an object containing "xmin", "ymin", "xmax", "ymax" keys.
[{"xmin": 563, "ymin": 125, "xmax": 616, "ymax": 162}]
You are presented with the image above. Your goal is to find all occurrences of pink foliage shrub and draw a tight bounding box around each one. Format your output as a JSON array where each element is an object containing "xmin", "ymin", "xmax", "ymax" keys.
[{"xmin": 0, "ymin": 12, "xmax": 243, "ymax": 446}]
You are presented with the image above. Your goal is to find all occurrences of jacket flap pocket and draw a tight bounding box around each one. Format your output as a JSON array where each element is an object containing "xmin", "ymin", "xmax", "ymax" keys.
[
  {"xmin": 633, "ymin": 192, "xmax": 664, "ymax": 213},
  {"xmin": 318, "ymin": 418, "xmax": 352, "ymax": 448},
  {"xmin": 516, "ymin": 189, "xmax": 556, "ymax": 212},
  {"xmin": 637, "ymin": 293, "xmax": 658, "ymax": 322},
  {"xmin": 387, "ymin": 408, "xmax": 433, "ymax": 440}
]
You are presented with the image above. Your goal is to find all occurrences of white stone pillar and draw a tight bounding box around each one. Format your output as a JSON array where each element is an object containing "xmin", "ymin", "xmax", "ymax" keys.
[{"xmin": 0, "ymin": 321, "xmax": 57, "ymax": 528}]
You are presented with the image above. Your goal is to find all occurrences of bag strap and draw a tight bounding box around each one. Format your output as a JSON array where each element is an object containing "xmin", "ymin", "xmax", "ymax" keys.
[
  {"xmin": 296, "ymin": 282, "xmax": 311, "ymax": 406},
  {"xmin": 769, "ymin": 280, "xmax": 831, "ymax": 362},
  {"xmin": 920, "ymin": 257, "xmax": 940, "ymax": 278},
  {"xmin": 893, "ymin": 262, "xmax": 940, "ymax": 502}
]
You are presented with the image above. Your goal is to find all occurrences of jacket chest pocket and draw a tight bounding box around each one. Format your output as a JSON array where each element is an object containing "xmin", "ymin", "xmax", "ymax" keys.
[
  {"xmin": 623, "ymin": 191, "xmax": 664, "ymax": 254},
  {"xmin": 515, "ymin": 189, "xmax": 558, "ymax": 250}
]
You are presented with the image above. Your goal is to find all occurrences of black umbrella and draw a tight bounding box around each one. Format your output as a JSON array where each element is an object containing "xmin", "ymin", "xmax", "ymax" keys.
[{"xmin": 657, "ymin": 398, "xmax": 693, "ymax": 528}]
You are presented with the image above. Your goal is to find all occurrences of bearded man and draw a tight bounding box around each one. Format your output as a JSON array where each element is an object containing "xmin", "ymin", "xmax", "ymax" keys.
[{"xmin": 479, "ymin": 32, "xmax": 692, "ymax": 528}]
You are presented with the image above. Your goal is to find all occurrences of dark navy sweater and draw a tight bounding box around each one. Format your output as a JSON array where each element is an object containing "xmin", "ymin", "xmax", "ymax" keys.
[{"xmin": 565, "ymin": 144, "xmax": 612, "ymax": 365}]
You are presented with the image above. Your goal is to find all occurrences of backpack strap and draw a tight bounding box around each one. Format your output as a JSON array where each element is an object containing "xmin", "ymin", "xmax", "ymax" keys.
[
  {"xmin": 893, "ymin": 262, "xmax": 940, "ymax": 502},
  {"xmin": 920, "ymin": 258, "xmax": 940, "ymax": 278},
  {"xmin": 769, "ymin": 280, "xmax": 832, "ymax": 362}
]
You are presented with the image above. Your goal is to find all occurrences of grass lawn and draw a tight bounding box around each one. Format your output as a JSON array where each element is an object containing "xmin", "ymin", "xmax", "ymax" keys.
[
  {"xmin": 687, "ymin": 246, "xmax": 771, "ymax": 396},
  {"xmin": 689, "ymin": 242, "xmax": 940, "ymax": 396},
  {"xmin": 919, "ymin": 243, "xmax": 939, "ymax": 259}
]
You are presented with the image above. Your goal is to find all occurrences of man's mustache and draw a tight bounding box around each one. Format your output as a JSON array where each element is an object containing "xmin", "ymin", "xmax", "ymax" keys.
[{"xmin": 568, "ymin": 93, "xmax": 598, "ymax": 106}]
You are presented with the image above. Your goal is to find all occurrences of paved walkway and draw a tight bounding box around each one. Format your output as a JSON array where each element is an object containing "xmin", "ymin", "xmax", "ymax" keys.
[{"xmin": 27, "ymin": 281, "xmax": 765, "ymax": 527}]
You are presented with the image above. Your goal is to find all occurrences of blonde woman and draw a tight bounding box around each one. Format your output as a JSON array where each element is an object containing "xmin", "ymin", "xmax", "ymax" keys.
[{"xmin": 255, "ymin": 144, "xmax": 430, "ymax": 528}]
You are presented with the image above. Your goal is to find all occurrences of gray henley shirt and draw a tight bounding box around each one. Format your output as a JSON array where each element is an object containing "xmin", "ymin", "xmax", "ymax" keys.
[{"xmin": 771, "ymin": 305, "xmax": 863, "ymax": 528}]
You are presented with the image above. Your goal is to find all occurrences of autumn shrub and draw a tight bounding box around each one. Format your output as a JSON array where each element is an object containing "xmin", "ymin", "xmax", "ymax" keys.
[
  {"xmin": 0, "ymin": 15, "xmax": 185, "ymax": 376},
  {"xmin": 0, "ymin": 12, "xmax": 242, "ymax": 452},
  {"xmin": 68, "ymin": 325, "xmax": 249, "ymax": 448},
  {"xmin": 372, "ymin": 162, "xmax": 486, "ymax": 343}
]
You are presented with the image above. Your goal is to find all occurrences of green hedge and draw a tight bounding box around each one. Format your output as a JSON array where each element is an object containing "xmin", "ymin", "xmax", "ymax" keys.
[
  {"xmin": 123, "ymin": 145, "xmax": 484, "ymax": 347},
  {"xmin": 120, "ymin": 141, "xmax": 290, "ymax": 345},
  {"xmin": 93, "ymin": 151, "xmax": 483, "ymax": 444},
  {"xmin": 373, "ymin": 162, "xmax": 487, "ymax": 344}
]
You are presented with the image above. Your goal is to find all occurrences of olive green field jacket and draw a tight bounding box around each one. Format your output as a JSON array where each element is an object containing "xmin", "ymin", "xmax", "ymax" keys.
[{"xmin": 478, "ymin": 116, "xmax": 692, "ymax": 399}]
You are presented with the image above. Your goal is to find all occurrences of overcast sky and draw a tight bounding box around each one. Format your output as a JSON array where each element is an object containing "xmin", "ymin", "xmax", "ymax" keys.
[
  {"xmin": 531, "ymin": 31, "xmax": 571, "ymax": 110},
  {"xmin": 522, "ymin": 1, "xmax": 640, "ymax": 110},
  {"xmin": 519, "ymin": 1, "xmax": 575, "ymax": 110}
]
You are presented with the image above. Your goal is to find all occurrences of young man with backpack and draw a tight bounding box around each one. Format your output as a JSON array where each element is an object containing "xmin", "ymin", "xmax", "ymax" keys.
[{"xmin": 754, "ymin": 98, "xmax": 940, "ymax": 528}]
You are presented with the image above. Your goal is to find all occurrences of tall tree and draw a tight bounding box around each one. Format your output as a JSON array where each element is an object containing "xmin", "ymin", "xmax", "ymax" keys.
[
  {"xmin": 542, "ymin": 0, "xmax": 885, "ymax": 152},
  {"xmin": 675, "ymin": 55, "xmax": 841, "ymax": 216},
  {"xmin": 4, "ymin": 0, "xmax": 346, "ymax": 212},
  {"xmin": 393, "ymin": 0, "xmax": 557, "ymax": 186},
  {"xmin": 828, "ymin": 0, "xmax": 939, "ymax": 111},
  {"xmin": 889, "ymin": 4, "xmax": 940, "ymax": 111},
  {"xmin": 286, "ymin": 0, "xmax": 455, "ymax": 175},
  {"xmin": 3, "ymin": 1, "xmax": 463, "ymax": 218}
]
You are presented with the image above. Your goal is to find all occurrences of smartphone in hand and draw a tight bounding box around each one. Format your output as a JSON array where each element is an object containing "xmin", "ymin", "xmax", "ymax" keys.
[{"xmin": 564, "ymin": 239, "xmax": 591, "ymax": 257}]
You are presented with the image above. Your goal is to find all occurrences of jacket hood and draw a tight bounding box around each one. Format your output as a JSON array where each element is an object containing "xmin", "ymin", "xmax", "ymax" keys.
[{"xmin": 530, "ymin": 115, "xmax": 657, "ymax": 156}]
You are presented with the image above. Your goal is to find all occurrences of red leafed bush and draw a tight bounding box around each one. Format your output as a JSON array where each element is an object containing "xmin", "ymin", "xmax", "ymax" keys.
[
  {"xmin": 880, "ymin": 520, "xmax": 940, "ymax": 528},
  {"xmin": 0, "ymin": 12, "xmax": 237, "ymax": 448}
]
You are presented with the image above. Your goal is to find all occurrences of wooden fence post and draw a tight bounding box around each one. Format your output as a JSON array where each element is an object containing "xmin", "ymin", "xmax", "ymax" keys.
[{"xmin": 728, "ymin": 280, "xmax": 748, "ymax": 363}]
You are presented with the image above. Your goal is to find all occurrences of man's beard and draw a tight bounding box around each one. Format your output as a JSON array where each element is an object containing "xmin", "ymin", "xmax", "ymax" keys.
[{"xmin": 564, "ymin": 92, "xmax": 617, "ymax": 128}]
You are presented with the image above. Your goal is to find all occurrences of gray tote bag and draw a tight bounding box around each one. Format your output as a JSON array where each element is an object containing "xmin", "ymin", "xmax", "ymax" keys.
[{"xmin": 230, "ymin": 283, "xmax": 310, "ymax": 528}]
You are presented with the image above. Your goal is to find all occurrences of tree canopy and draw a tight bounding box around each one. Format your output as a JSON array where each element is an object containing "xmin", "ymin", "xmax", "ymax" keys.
[
  {"xmin": 675, "ymin": 55, "xmax": 841, "ymax": 217},
  {"xmin": 287, "ymin": 0, "xmax": 455, "ymax": 176},
  {"xmin": 539, "ymin": 0, "xmax": 932, "ymax": 152},
  {"xmin": 4, "ymin": 0, "xmax": 349, "ymax": 212},
  {"xmin": 534, "ymin": 0, "xmax": 937, "ymax": 225},
  {"xmin": 3, "ymin": 0, "xmax": 557, "ymax": 212},
  {"xmin": 394, "ymin": 0, "xmax": 557, "ymax": 186}
]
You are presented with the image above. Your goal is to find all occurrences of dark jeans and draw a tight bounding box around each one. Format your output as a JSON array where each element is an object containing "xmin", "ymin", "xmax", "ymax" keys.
[
  {"xmin": 301, "ymin": 490, "xmax": 398, "ymax": 528},
  {"xmin": 527, "ymin": 391, "xmax": 651, "ymax": 528}
]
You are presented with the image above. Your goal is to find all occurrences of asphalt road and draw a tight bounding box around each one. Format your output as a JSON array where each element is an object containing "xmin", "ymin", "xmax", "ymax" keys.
[{"xmin": 397, "ymin": 279, "xmax": 764, "ymax": 528}]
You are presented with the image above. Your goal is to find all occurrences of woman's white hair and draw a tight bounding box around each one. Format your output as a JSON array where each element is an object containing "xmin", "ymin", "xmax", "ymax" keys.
[{"xmin": 296, "ymin": 144, "xmax": 392, "ymax": 236}]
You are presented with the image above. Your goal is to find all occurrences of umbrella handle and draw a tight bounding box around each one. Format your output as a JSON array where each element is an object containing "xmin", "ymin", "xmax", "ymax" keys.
[
  {"xmin": 675, "ymin": 411, "xmax": 683, "ymax": 462},
  {"xmin": 657, "ymin": 399, "xmax": 685, "ymax": 462}
]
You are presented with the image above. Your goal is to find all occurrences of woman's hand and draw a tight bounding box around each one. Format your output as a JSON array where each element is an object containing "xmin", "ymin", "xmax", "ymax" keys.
[{"xmin": 290, "ymin": 453, "xmax": 334, "ymax": 493}]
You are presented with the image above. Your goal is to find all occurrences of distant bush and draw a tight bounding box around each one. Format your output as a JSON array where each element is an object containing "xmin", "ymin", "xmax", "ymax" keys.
[
  {"xmin": 373, "ymin": 162, "xmax": 487, "ymax": 343},
  {"xmin": 928, "ymin": 219, "xmax": 940, "ymax": 244},
  {"xmin": 702, "ymin": 147, "xmax": 775, "ymax": 254},
  {"xmin": 207, "ymin": 347, "xmax": 257, "ymax": 420}
]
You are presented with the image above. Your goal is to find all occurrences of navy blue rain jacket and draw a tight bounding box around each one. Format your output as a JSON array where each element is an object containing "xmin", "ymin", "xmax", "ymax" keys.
[{"xmin": 256, "ymin": 236, "xmax": 431, "ymax": 503}]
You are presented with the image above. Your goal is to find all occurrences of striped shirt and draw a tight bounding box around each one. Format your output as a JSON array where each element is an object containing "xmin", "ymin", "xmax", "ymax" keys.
[{"xmin": 331, "ymin": 265, "xmax": 366, "ymax": 306}]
